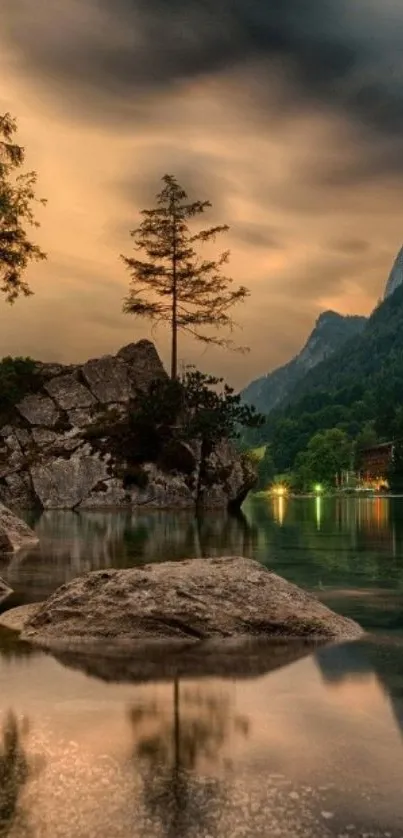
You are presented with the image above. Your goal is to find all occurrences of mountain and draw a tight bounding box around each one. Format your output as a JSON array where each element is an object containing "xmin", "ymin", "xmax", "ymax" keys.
[
  {"xmin": 258, "ymin": 282, "xmax": 403, "ymax": 471},
  {"xmin": 384, "ymin": 245, "xmax": 403, "ymax": 299},
  {"xmin": 242, "ymin": 311, "xmax": 367, "ymax": 414}
]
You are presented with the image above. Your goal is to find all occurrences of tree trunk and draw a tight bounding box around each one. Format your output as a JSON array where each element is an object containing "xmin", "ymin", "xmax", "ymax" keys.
[
  {"xmin": 171, "ymin": 206, "xmax": 178, "ymax": 380},
  {"xmin": 171, "ymin": 306, "xmax": 177, "ymax": 380}
]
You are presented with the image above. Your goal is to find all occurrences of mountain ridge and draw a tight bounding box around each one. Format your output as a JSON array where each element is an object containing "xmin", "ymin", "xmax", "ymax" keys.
[{"xmin": 242, "ymin": 310, "xmax": 367, "ymax": 414}]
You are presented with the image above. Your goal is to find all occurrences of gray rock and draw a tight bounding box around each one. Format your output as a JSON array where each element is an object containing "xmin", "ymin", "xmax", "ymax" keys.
[
  {"xmin": 0, "ymin": 435, "xmax": 25, "ymax": 478},
  {"xmin": 34, "ymin": 362, "xmax": 75, "ymax": 380},
  {"xmin": 117, "ymin": 339, "xmax": 167, "ymax": 390},
  {"xmin": 32, "ymin": 428, "xmax": 59, "ymax": 448},
  {"xmin": 0, "ymin": 471, "xmax": 38, "ymax": 509},
  {"xmin": 199, "ymin": 440, "xmax": 257, "ymax": 509},
  {"xmin": 384, "ymin": 244, "xmax": 403, "ymax": 299},
  {"xmin": 0, "ymin": 341, "xmax": 256, "ymax": 511},
  {"xmin": 16, "ymin": 393, "xmax": 60, "ymax": 427},
  {"xmin": 0, "ymin": 472, "xmax": 36, "ymax": 509},
  {"xmin": 30, "ymin": 451, "xmax": 109, "ymax": 508},
  {"xmin": 82, "ymin": 355, "xmax": 133, "ymax": 403},
  {"xmin": 0, "ymin": 502, "xmax": 39, "ymax": 552},
  {"xmin": 0, "ymin": 425, "xmax": 14, "ymax": 439},
  {"xmin": 66, "ymin": 408, "xmax": 95, "ymax": 428},
  {"xmin": 136, "ymin": 463, "xmax": 195, "ymax": 507},
  {"xmin": 14, "ymin": 428, "xmax": 32, "ymax": 449},
  {"xmin": 15, "ymin": 556, "xmax": 363, "ymax": 648},
  {"xmin": 45, "ymin": 372, "xmax": 97, "ymax": 410},
  {"xmin": 47, "ymin": 429, "xmax": 83, "ymax": 456},
  {"xmin": 78, "ymin": 478, "xmax": 129, "ymax": 508}
]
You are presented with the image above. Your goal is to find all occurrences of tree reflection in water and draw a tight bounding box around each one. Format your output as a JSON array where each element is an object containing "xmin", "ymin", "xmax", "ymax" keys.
[
  {"xmin": 0, "ymin": 711, "xmax": 44, "ymax": 837},
  {"xmin": 0, "ymin": 711, "xmax": 30, "ymax": 836},
  {"xmin": 128, "ymin": 680, "xmax": 250, "ymax": 838}
]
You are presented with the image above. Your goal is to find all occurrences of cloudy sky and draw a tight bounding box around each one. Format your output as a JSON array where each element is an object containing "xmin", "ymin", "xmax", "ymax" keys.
[{"xmin": 1, "ymin": 0, "xmax": 403, "ymax": 388}]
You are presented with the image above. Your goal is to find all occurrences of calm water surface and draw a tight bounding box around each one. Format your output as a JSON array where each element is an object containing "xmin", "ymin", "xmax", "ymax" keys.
[{"xmin": 0, "ymin": 496, "xmax": 403, "ymax": 836}]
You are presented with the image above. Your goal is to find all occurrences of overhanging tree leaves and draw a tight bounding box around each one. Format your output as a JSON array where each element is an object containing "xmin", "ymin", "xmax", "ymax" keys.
[
  {"xmin": 129, "ymin": 368, "xmax": 264, "ymax": 454},
  {"xmin": 121, "ymin": 174, "xmax": 249, "ymax": 379},
  {"xmin": 0, "ymin": 113, "xmax": 46, "ymax": 302}
]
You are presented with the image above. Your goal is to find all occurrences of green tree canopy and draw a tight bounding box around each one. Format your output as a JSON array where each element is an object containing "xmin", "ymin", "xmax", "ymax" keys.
[{"xmin": 294, "ymin": 428, "xmax": 352, "ymax": 491}]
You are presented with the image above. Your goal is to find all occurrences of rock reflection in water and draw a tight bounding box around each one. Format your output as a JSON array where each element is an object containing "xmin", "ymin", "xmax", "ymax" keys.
[
  {"xmin": 1, "ymin": 510, "xmax": 258, "ymax": 604},
  {"xmin": 315, "ymin": 637, "xmax": 403, "ymax": 741},
  {"xmin": 128, "ymin": 681, "xmax": 249, "ymax": 838}
]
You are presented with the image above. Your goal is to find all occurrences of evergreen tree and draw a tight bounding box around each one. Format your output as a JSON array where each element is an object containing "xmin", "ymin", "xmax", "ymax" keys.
[
  {"xmin": 122, "ymin": 174, "xmax": 249, "ymax": 379},
  {"xmin": 0, "ymin": 113, "xmax": 46, "ymax": 302}
]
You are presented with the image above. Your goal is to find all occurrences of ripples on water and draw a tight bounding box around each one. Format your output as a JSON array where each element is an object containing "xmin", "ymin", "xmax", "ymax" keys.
[{"xmin": 0, "ymin": 496, "xmax": 403, "ymax": 836}]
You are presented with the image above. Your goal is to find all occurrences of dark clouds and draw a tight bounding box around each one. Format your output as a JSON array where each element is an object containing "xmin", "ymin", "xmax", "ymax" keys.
[
  {"xmin": 234, "ymin": 223, "xmax": 283, "ymax": 250},
  {"xmin": 3, "ymin": 0, "xmax": 403, "ymax": 141},
  {"xmin": 1, "ymin": 0, "xmax": 403, "ymax": 385},
  {"xmin": 328, "ymin": 238, "xmax": 371, "ymax": 255}
]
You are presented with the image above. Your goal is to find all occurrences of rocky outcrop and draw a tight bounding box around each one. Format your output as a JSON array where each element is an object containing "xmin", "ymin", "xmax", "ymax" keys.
[
  {"xmin": 199, "ymin": 440, "xmax": 256, "ymax": 508},
  {"xmin": 0, "ymin": 340, "xmax": 254, "ymax": 511},
  {"xmin": 3, "ymin": 556, "xmax": 363, "ymax": 648},
  {"xmin": 0, "ymin": 503, "xmax": 39, "ymax": 553}
]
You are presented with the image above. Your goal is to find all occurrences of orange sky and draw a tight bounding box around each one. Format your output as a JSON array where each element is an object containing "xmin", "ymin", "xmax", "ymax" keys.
[{"xmin": 1, "ymin": 0, "xmax": 403, "ymax": 388}]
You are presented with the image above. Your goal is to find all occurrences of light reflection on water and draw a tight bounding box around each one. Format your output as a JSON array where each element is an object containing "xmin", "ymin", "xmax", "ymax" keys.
[
  {"xmin": 0, "ymin": 639, "xmax": 403, "ymax": 836},
  {"xmin": 0, "ymin": 497, "xmax": 402, "ymax": 834},
  {"xmin": 1, "ymin": 496, "xmax": 403, "ymax": 630}
]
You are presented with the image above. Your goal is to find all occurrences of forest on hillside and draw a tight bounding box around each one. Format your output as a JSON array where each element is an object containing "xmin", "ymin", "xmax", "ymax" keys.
[{"xmin": 244, "ymin": 284, "xmax": 403, "ymax": 491}]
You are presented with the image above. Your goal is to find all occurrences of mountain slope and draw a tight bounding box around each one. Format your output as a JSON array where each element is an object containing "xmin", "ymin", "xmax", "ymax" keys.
[
  {"xmin": 385, "ymin": 245, "xmax": 403, "ymax": 299},
  {"xmin": 259, "ymin": 283, "xmax": 403, "ymax": 470},
  {"xmin": 242, "ymin": 311, "xmax": 367, "ymax": 414}
]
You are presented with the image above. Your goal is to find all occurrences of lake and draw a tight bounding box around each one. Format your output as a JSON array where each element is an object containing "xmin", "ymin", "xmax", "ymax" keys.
[{"xmin": 0, "ymin": 495, "xmax": 403, "ymax": 837}]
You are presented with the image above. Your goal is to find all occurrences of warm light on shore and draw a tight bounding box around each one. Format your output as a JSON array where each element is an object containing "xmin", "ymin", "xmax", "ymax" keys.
[{"xmin": 271, "ymin": 485, "xmax": 288, "ymax": 497}]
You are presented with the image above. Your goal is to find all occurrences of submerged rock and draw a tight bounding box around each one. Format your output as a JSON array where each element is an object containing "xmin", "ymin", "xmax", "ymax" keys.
[
  {"xmin": 0, "ymin": 503, "xmax": 39, "ymax": 553},
  {"xmin": 3, "ymin": 556, "xmax": 363, "ymax": 648}
]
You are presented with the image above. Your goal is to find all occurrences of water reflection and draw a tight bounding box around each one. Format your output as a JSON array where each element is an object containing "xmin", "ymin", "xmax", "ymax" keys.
[
  {"xmin": 248, "ymin": 496, "xmax": 403, "ymax": 631},
  {"xmin": 2, "ymin": 496, "xmax": 403, "ymax": 631},
  {"xmin": 0, "ymin": 510, "xmax": 258, "ymax": 605},
  {"xmin": 316, "ymin": 637, "xmax": 403, "ymax": 741},
  {"xmin": 129, "ymin": 683, "xmax": 249, "ymax": 838},
  {"xmin": 0, "ymin": 711, "xmax": 43, "ymax": 837},
  {"xmin": 0, "ymin": 642, "xmax": 402, "ymax": 836}
]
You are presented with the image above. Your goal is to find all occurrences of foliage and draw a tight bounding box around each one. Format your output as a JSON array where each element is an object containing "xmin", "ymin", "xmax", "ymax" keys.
[
  {"xmin": 122, "ymin": 174, "xmax": 249, "ymax": 378},
  {"xmin": 0, "ymin": 113, "xmax": 46, "ymax": 301},
  {"xmin": 0, "ymin": 356, "xmax": 38, "ymax": 416},
  {"xmin": 249, "ymin": 284, "xmax": 403, "ymax": 473},
  {"xmin": 129, "ymin": 368, "xmax": 264, "ymax": 455},
  {"xmin": 82, "ymin": 368, "xmax": 263, "ymax": 472},
  {"xmin": 293, "ymin": 428, "xmax": 352, "ymax": 491},
  {"xmin": 255, "ymin": 446, "xmax": 275, "ymax": 491}
]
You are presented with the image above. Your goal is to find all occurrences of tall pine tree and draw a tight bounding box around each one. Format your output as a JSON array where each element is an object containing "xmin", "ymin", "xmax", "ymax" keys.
[
  {"xmin": 0, "ymin": 113, "xmax": 46, "ymax": 302},
  {"xmin": 122, "ymin": 174, "xmax": 249, "ymax": 379}
]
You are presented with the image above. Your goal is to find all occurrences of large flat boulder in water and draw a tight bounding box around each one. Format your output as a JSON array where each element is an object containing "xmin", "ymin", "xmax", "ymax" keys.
[
  {"xmin": 0, "ymin": 503, "xmax": 39, "ymax": 553},
  {"xmin": 12, "ymin": 556, "xmax": 362, "ymax": 648}
]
